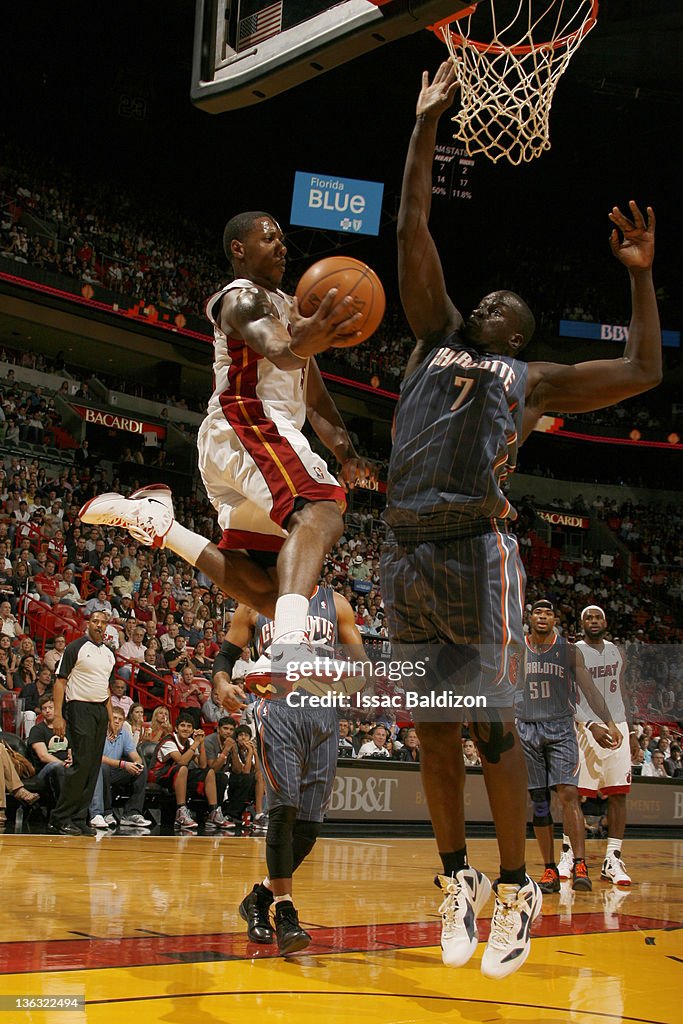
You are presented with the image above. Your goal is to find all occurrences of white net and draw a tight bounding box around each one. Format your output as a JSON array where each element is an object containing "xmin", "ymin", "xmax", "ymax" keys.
[{"xmin": 435, "ymin": 0, "xmax": 598, "ymax": 165}]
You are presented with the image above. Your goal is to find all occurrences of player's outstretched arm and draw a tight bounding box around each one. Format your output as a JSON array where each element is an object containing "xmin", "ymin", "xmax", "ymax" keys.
[
  {"xmin": 523, "ymin": 202, "xmax": 661, "ymax": 439},
  {"xmin": 398, "ymin": 62, "xmax": 463, "ymax": 377},
  {"xmin": 221, "ymin": 286, "xmax": 361, "ymax": 368},
  {"xmin": 306, "ymin": 360, "xmax": 378, "ymax": 489}
]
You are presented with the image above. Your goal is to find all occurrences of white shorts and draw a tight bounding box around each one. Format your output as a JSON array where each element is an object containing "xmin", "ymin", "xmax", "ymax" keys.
[
  {"xmin": 577, "ymin": 721, "xmax": 631, "ymax": 796},
  {"xmin": 197, "ymin": 406, "xmax": 345, "ymax": 552}
]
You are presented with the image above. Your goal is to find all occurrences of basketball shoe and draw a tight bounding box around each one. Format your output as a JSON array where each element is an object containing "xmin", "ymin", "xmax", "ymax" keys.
[
  {"xmin": 572, "ymin": 859, "xmax": 593, "ymax": 892},
  {"xmin": 239, "ymin": 884, "xmax": 274, "ymax": 944},
  {"xmin": 538, "ymin": 866, "xmax": 561, "ymax": 894},
  {"xmin": 274, "ymin": 901, "xmax": 311, "ymax": 954},
  {"xmin": 435, "ymin": 868, "xmax": 492, "ymax": 967},
  {"xmin": 245, "ymin": 632, "xmax": 366, "ymax": 698},
  {"xmin": 480, "ymin": 877, "xmax": 542, "ymax": 980},
  {"xmin": 557, "ymin": 846, "xmax": 574, "ymax": 881},
  {"xmin": 601, "ymin": 852, "xmax": 631, "ymax": 886},
  {"xmin": 79, "ymin": 484, "xmax": 174, "ymax": 548}
]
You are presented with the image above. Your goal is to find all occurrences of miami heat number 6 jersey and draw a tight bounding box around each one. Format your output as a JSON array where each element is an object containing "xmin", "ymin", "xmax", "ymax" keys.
[
  {"xmin": 205, "ymin": 279, "xmax": 309, "ymax": 428},
  {"xmin": 574, "ymin": 639, "xmax": 626, "ymax": 723}
]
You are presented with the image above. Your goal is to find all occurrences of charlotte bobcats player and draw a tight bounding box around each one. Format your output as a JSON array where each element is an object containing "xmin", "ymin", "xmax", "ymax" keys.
[
  {"xmin": 562, "ymin": 606, "xmax": 637, "ymax": 887},
  {"xmin": 516, "ymin": 601, "xmax": 621, "ymax": 894},
  {"xmin": 384, "ymin": 60, "xmax": 660, "ymax": 979},
  {"xmin": 80, "ymin": 213, "xmax": 375, "ymax": 682},
  {"xmin": 214, "ymin": 588, "xmax": 366, "ymax": 954}
]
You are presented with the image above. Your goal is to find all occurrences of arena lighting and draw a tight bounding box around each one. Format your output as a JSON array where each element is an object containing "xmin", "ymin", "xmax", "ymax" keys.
[
  {"xmin": 629, "ymin": 429, "xmax": 641, "ymax": 441},
  {"xmin": 668, "ymin": 433, "xmax": 680, "ymax": 444}
]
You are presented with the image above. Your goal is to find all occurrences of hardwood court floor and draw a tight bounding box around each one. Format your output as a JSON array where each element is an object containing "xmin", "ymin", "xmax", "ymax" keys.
[{"xmin": 0, "ymin": 834, "xmax": 681, "ymax": 1023}]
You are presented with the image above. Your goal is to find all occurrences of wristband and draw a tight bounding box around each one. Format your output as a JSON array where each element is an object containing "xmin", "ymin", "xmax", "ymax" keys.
[{"xmin": 119, "ymin": 759, "xmax": 124, "ymax": 769}]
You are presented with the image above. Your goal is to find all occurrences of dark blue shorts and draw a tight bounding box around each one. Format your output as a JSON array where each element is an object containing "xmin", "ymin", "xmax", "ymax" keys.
[
  {"xmin": 253, "ymin": 699, "xmax": 338, "ymax": 822},
  {"xmin": 517, "ymin": 717, "xmax": 581, "ymax": 790},
  {"xmin": 380, "ymin": 529, "xmax": 525, "ymax": 715}
]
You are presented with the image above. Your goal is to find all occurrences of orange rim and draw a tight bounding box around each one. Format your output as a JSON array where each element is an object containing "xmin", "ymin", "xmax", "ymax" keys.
[{"xmin": 428, "ymin": 0, "xmax": 598, "ymax": 56}]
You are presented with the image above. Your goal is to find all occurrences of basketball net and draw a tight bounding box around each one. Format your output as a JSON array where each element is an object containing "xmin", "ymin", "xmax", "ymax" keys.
[{"xmin": 429, "ymin": 1, "xmax": 598, "ymax": 165}]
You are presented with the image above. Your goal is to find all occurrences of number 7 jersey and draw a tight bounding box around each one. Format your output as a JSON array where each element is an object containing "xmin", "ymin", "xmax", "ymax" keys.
[{"xmin": 385, "ymin": 334, "xmax": 528, "ymax": 535}]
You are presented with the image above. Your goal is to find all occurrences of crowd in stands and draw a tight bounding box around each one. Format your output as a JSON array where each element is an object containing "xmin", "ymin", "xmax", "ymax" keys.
[{"xmin": 2, "ymin": 152, "xmax": 679, "ymax": 408}]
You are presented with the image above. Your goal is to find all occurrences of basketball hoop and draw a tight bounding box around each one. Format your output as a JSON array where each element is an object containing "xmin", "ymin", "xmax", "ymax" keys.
[{"xmin": 428, "ymin": 1, "xmax": 599, "ymax": 165}]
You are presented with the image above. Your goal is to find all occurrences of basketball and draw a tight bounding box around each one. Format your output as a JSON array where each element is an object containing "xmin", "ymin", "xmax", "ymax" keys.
[{"xmin": 295, "ymin": 256, "xmax": 386, "ymax": 348}]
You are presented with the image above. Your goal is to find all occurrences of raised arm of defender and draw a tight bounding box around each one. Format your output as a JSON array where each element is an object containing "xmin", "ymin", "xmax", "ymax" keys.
[
  {"xmin": 398, "ymin": 62, "xmax": 463, "ymax": 376},
  {"xmin": 523, "ymin": 202, "xmax": 661, "ymax": 438}
]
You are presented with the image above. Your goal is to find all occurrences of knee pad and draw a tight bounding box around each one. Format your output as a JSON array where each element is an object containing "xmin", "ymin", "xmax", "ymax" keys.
[
  {"xmin": 530, "ymin": 787, "xmax": 553, "ymax": 828},
  {"xmin": 265, "ymin": 804, "xmax": 298, "ymax": 879},
  {"xmin": 292, "ymin": 819, "xmax": 322, "ymax": 872}
]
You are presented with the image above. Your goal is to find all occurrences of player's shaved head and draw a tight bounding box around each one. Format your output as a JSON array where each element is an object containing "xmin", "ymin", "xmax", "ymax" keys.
[
  {"xmin": 503, "ymin": 291, "xmax": 536, "ymax": 348},
  {"xmin": 223, "ymin": 211, "xmax": 277, "ymax": 263}
]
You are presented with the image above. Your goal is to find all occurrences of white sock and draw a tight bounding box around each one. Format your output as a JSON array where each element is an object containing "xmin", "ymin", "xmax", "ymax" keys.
[
  {"xmin": 165, "ymin": 521, "xmax": 211, "ymax": 566},
  {"xmin": 273, "ymin": 893, "xmax": 293, "ymax": 906},
  {"xmin": 262, "ymin": 877, "xmax": 272, "ymax": 891},
  {"xmin": 606, "ymin": 837, "xmax": 622, "ymax": 859},
  {"xmin": 273, "ymin": 594, "xmax": 308, "ymax": 642},
  {"xmin": 562, "ymin": 833, "xmax": 573, "ymax": 854}
]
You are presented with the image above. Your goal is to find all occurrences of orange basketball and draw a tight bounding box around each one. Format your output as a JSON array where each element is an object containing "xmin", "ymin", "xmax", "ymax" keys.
[{"xmin": 295, "ymin": 256, "xmax": 385, "ymax": 348}]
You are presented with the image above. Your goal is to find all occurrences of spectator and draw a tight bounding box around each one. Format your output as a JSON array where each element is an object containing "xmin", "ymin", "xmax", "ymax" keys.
[
  {"xmin": 175, "ymin": 665, "xmax": 210, "ymax": 728},
  {"xmin": 201, "ymin": 687, "xmax": 228, "ymax": 725},
  {"xmin": 0, "ymin": 601, "xmax": 21, "ymax": 639},
  {"xmin": 109, "ymin": 677, "xmax": 134, "ymax": 717},
  {"xmin": 27, "ymin": 694, "xmax": 71, "ymax": 801},
  {"xmin": 230, "ymin": 645, "xmax": 254, "ymax": 683},
  {"xmin": 0, "ymin": 743, "xmax": 40, "ymax": 824},
  {"xmin": 338, "ymin": 718, "xmax": 354, "ymax": 756},
  {"xmin": 352, "ymin": 718, "xmax": 375, "ymax": 755},
  {"xmin": 394, "ymin": 727, "xmax": 420, "ymax": 763},
  {"xmin": 88, "ymin": 706, "xmax": 151, "ymax": 829},
  {"xmin": 117, "ymin": 625, "xmax": 147, "ymax": 681},
  {"xmin": 357, "ymin": 725, "xmax": 391, "ymax": 759},
  {"xmin": 122, "ymin": 703, "xmax": 147, "ymax": 747},
  {"xmin": 54, "ymin": 568, "xmax": 84, "ymax": 608},
  {"xmin": 641, "ymin": 751, "xmax": 670, "ymax": 778},
  {"xmin": 148, "ymin": 705, "xmax": 172, "ymax": 744},
  {"xmin": 189, "ymin": 639, "xmax": 213, "ymax": 678},
  {"xmin": 148, "ymin": 712, "xmax": 224, "ymax": 830},
  {"xmin": 42, "ymin": 637, "xmax": 67, "ymax": 678},
  {"xmin": 463, "ymin": 738, "xmax": 481, "ymax": 767}
]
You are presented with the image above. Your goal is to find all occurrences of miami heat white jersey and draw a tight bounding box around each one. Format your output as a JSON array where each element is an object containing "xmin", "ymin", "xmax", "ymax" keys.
[
  {"xmin": 575, "ymin": 639, "xmax": 626, "ymax": 722},
  {"xmin": 205, "ymin": 279, "xmax": 309, "ymax": 428}
]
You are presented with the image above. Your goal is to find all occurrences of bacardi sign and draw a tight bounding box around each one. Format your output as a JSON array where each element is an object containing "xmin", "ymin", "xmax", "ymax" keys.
[
  {"xmin": 538, "ymin": 510, "xmax": 589, "ymax": 530},
  {"xmin": 72, "ymin": 405, "xmax": 166, "ymax": 439}
]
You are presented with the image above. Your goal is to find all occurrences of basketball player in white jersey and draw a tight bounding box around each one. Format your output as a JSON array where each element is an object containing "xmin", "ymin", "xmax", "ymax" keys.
[
  {"xmin": 560, "ymin": 606, "xmax": 637, "ymax": 886},
  {"xmin": 80, "ymin": 212, "xmax": 375, "ymax": 683}
]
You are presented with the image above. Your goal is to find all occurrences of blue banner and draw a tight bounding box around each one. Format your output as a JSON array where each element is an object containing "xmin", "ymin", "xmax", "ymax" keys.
[
  {"xmin": 290, "ymin": 171, "xmax": 384, "ymax": 236},
  {"xmin": 559, "ymin": 319, "xmax": 680, "ymax": 349}
]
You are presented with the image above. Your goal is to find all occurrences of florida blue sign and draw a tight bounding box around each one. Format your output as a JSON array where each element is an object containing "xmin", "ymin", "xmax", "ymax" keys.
[{"xmin": 290, "ymin": 171, "xmax": 384, "ymax": 236}]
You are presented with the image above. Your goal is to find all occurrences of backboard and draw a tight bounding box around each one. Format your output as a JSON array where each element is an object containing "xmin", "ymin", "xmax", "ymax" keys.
[{"xmin": 191, "ymin": 0, "xmax": 477, "ymax": 113}]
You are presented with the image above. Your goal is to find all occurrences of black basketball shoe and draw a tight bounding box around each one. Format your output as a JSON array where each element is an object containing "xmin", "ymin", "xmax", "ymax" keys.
[
  {"xmin": 239, "ymin": 884, "xmax": 274, "ymax": 944},
  {"xmin": 275, "ymin": 901, "xmax": 311, "ymax": 954}
]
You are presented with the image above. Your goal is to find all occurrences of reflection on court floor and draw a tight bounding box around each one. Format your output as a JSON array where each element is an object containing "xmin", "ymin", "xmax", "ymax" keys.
[{"xmin": 0, "ymin": 836, "xmax": 680, "ymax": 1023}]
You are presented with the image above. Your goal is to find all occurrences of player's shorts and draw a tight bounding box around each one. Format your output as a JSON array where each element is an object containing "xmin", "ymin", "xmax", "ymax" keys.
[
  {"xmin": 197, "ymin": 405, "xmax": 346, "ymax": 552},
  {"xmin": 576, "ymin": 721, "xmax": 631, "ymax": 796},
  {"xmin": 380, "ymin": 525, "xmax": 525, "ymax": 717},
  {"xmin": 253, "ymin": 699, "xmax": 338, "ymax": 822},
  {"xmin": 516, "ymin": 717, "xmax": 580, "ymax": 790}
]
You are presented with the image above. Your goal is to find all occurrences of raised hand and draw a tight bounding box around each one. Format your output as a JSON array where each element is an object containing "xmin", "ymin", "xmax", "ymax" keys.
[
  {"xmin": 609, "ymin": 201, "xmax": 655, "ymax": 271},
  {"xmin": 416, "ymin": 60, "xmax": 458, "ymax": 120}
]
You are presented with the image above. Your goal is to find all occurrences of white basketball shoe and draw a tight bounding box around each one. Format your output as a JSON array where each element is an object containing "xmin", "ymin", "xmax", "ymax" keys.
[
  {"xmin": 557, "ymin": 847, "xmax": 575, "ymax": 881},
  {"xmin": 435, "ymin": 868, "xmax": 492, "ymax": 968},
  {"xmin": 79, "ymin": 484, "xmax": 174, "ymax": 548},
  {"xmin": 480, "ymin": 877, "xmax": 542, "ymax": 979},
  {"xmin": 601, "ymin": 852, "xmax": 631, "ymax": 886}
]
